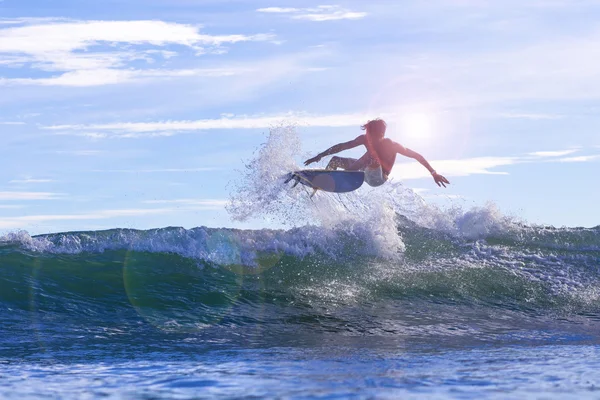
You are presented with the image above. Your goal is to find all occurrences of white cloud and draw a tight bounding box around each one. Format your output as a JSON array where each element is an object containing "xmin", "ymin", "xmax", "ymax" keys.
[
  {"xmin": 392, "ymin": 149, "xmax": 599, "ymax": 181},
  {"xmin": 0, "ymin": 121, "xmax": 25, "ymax": 125},
  {"xmin": 0, "ymin": 205, "xmax": 228, "ymax": 229},
  {"xmin": 558, "ymin": 155, "xmax": 600, "ymax": 162},
  {"xmin": 90, "ymin": 168, "xmax": 217, "ymax": 173},
  {"xmin": 0, "ymin": 207, "xmax": 175, "ymax": 229},
  {"xmin": 257, "ymin": 7, "xmax": 300, "ymax": 13},
  {"xmin": 257, "ymin": 5, "xmax": 367, "ymax": 21},
  {"xmin": 0, "ymin": 191, "xmax": 62, "ymax": 200},
  {"xmin": 52, "ymin": 111, "xmax": 583, "ymax": 139},
  {"xmin": 45, "ymin": 112, "xmax": 374, "ymax": 137},
  {"xmin": 294, "ymin": 11, "xmax": 368, "ymax": 22},
  {"xmin": 0, "ymin": 19, "xmax": 272, "ymax": 86},
  {"xmin": 0, "ymin": 66, "xmax": 250, "ymax": 87},
  {"xmin": 0, "ymin": 18, "xmax": 68, "ymax": 26},
  {"xmin": 498, "ymin": 113, "xmax": 563, "ymax": 120},
  {"xmin": 0, "ymin": 20, "xmax": 267, "ymax": 56},
  {"xmin": 392, "ymin": 156, "xmax": 518, "ymax": 181},
  {"xmin": 54, "ymin": 132, "xmax": 109, "ymax": 139},
  {"xmin": 529, "ymin": 149, "xmax": 579, "ymax": 157},
  {"xmin": 9, "ymin": 178, "xmax": 55, "ymax": 184}
]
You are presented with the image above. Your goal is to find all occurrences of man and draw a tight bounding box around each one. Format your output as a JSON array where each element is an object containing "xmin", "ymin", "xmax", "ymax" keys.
[{"xmin": 304, "ymin": 118, "xmax": 450, "ymax": 188}]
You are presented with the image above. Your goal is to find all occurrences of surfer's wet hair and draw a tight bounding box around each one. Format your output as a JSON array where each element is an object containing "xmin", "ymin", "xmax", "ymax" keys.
[{"xmin": 361, "ymin": 119, "xmax": 386, "ymax": 139}]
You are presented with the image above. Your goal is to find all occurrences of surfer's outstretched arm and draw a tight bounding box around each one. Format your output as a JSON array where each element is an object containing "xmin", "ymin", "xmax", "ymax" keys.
[
  {"xmin": 304, "ymin": 135, "xmax": 365, "ymax": 166},
  {"xmin": 395, "ymin": 143, "xmax": 450, "ymax": 188}
]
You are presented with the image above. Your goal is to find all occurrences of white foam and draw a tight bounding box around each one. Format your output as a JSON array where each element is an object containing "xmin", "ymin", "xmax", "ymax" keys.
[{"xmin": 0, "ymin": 224, "xmax": 398, "ymax": 269}]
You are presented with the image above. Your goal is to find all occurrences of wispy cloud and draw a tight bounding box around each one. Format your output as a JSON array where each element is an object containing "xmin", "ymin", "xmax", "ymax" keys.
[
  {"xmin": 9, "ymin": 178, "xmax": 55, "ymax": 184},
  {"xmin": 45, "ymin": 112, "xmax": 374, "ymax": 137},
  {"xmin": 393, "ymin": 149, "xmax": 598, "ymax": 180},
  {"xmin": 0, "ymin": 19, "xmax": 269, "ymax": 60},
  {"xmin": 0, "ymin": 19, "xmax": 272, "ymax": 86},
  {"xmin": 90, "ymin": 168, "xmax": 217, "ymax": 173},
  {"xmin": 54, "ymin": 133, "xmax": 109, "ymax": 139},
  {"xmin": 0, "ymin": 191, "xmax": 62, "ymax": 200},
  {"xmin": 0, "ymin": 205, "xmax": 228, "ymax": 229},
  {"xmin": 393, "ymin": 156, "xmax": 518, "ymax": 181},
  {"xmin": 0, "ymin": 18, "xmax": 68, "ymax": 26},
  {"xmin": 529, "ymin": 149, "xmax": 579, "ymax": 157},
  {"xmin": 0, "ymin": 121, "xmax": 25, "ymax": 125},
  {"xmin": 51, "ymin": 111, "xmax": 583, "ymax": 139},
  {"xmin": 53, "ymin": 131, "xmax": 181, "ymax": 139},
  {"xmin": 0, "ymin": 207, "xmax": 175, "ymax": 229},
  {"xmin": 0, "ymin": 66, "xmax": 250, "ymax": 87},
  {"xmin": 498, "ymin": 113, "xmax": 564, "ymax": 120},
  {"xmin": 257, "ymin": 5, "xmax": 367, "ymax": 21},
  {"xmin": 257, "ymin": 7, "xmax": 300, "ymax": 13},
  {"xmin": 0, "ymin": 205, "xmax": 25, "ymax": 209},
  {"xmin": 559, "ymin": 155, "xmax": 600, "ymax": 162}
]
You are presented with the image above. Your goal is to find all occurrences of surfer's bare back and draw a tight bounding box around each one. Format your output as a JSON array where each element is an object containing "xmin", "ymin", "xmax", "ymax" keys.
[{"xmin": 304, "ymin": 119, "xmax": 450, "ymax": 188}]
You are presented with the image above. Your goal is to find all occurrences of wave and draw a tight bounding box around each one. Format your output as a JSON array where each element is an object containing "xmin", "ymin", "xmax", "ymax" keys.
[{"xmin": 1, "ymin": 218, "xmax": 599, "ymax": 332}]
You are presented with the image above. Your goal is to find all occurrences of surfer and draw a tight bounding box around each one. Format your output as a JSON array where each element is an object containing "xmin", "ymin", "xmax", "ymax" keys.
[{"xmin": 304, "ymin": 119, "xmax": 450, "ymax": 188}]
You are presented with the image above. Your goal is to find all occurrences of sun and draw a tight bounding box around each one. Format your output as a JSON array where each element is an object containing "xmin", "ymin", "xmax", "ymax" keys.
[{"xmin": 399, "ymin": 112, "xmax": 434, "ymax": 144}]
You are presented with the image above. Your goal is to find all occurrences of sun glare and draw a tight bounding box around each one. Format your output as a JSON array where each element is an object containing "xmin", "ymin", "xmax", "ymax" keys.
[{"xmin": 400, "ymin": 112, "xmax": 434, "ymax": 144}]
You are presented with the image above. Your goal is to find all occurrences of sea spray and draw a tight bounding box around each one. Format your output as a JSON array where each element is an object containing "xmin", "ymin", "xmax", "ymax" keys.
[
  {"xmin": 224, "ymin": 124, "xmax": 534, "ymax": 259},
  {"xmin": 226, "ymin": 124, "xmax": 409, "ymax": 258},
  {"xmin": 227, "ymin": 124, "xmax": 305, "ymax": 224}
]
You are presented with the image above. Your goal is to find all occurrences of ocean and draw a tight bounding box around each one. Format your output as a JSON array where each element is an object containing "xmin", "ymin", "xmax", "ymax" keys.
[
  {"xmin": 2, "ymin": 127, "xmax": 600, "ymax": 399},
  {"xmin": 1, "ymin": 218, "xmax": 599, "ymax": 399}
]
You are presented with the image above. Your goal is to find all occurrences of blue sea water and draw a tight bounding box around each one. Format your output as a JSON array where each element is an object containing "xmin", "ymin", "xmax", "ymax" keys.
[{"xmin": 1, "ymin": 218, "xmax": 600, "ymax": 399}]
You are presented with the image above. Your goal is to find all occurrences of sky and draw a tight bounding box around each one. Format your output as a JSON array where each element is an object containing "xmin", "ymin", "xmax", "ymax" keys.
[{"xmin": 0, "ymin": 0, "xmax": 599, "ymax": 235}]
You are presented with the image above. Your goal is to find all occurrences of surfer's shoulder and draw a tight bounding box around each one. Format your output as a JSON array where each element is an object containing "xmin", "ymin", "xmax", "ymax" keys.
[{"xmin": 385, "ymin": 138, "xmax": 404, "ymax": 150}]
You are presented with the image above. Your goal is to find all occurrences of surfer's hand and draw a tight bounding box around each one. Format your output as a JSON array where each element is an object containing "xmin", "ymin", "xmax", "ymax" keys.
[
  {"xmin": 433, "ymin": 172, "xmax": 450, "ymax": 188},
  {"xmin": 304, "ymin": 155, "xmax": 321, "ymax": 166}
]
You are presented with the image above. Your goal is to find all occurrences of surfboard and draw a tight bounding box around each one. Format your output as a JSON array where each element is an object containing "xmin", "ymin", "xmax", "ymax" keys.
[{"xmin": 284, "ymin": 169, "xmax": 365, "ymax": 193}]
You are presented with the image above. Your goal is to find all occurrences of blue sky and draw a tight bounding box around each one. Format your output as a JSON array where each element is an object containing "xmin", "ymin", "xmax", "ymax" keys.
[{"xmin": 0, "ymin": 0, "xmax": 599, "ymax": 234}]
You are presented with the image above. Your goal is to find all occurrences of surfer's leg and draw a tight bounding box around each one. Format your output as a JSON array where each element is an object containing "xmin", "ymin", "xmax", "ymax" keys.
[
  {"xmin": 348, "ymin": 153, "xmax": 376, "ymax": 171},
  {"xmin": 326, "ymin": 156, "xmax": 357, "ymax": 171}
]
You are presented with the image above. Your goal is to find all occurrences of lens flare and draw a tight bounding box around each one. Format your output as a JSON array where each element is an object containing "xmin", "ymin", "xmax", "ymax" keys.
[{"xmin": 123, "ymin": 250, "xmax": 244, "ymax": 333}]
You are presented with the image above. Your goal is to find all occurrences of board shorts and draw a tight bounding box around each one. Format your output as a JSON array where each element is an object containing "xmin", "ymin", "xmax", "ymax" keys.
[{"xmin": 364, "ymin": 165, "xmax": 388, "ymax": 187}]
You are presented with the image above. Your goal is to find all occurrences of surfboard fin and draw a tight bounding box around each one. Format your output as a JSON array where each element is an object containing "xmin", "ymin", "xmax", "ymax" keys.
[
  {"xmin": 283, "ymin": 173, "xmax": 294, "ymax": 184},
  {"xmin": 310, "ymin": 188, "xmax": 318, "ymax": 198},
  {"xmin": 284, "ymin": 172, "xmax": 303, "ymax": 188}
]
